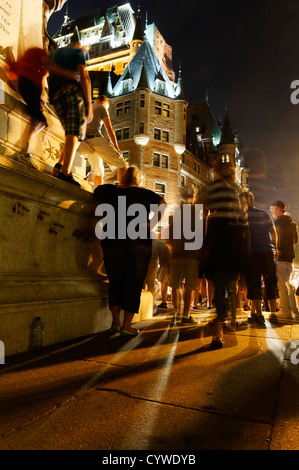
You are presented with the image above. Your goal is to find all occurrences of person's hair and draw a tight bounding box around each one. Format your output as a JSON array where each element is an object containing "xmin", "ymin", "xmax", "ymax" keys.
[
  {"xmin": 120, "ymin": 166, "xmax": 142, "ymax": 187},
  {"xmin": 96, "ymin": 95, "xmax": 109, "ymax": 106},
  {"xmin": 240, "ymin": 191, "xmax": 254, "ymax": 207},
  {"xmin": 271, "ymin": 200, "xmax": 286, "ymax": 212},
  {"xmin": 70, "ymin": 26, "xmax": 81, "ymax": 44}
]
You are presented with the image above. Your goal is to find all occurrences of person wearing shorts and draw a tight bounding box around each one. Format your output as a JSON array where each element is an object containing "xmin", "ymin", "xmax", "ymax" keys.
[
  {"xmin": 48, "ymin": 28, "xmax": 93, "ymax": 187},
  {"xmin": 7, "ymin": 47, "xmax": 76, "ymax": 164},
  {"xmin": 84, "ymin": 95, "xmax": 127, "ymax": 186},
  {"xmin": 168, "ymin": 186, "xmax": 200, "ymax": 325},
  {"xmin": 240, "ymin": 191, "xmax": 279, "ymax": 324}
]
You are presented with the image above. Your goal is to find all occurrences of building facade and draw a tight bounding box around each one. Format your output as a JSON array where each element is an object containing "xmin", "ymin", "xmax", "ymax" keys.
[{"xmin": 54, "ymin": 3, "xmax": 249, "ymax": 201}]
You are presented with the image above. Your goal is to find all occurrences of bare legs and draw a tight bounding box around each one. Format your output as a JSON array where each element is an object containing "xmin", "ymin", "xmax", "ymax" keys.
[
  {"xmin": 57, "ymin": 135, "xmax": 80, "ymax": 175},
  {"xmin": 110, "ymin": 305, "xmax": 139, "ymax": 336},
  {"xmin": 23, "ymin": 121, "xmax": 47, "ymax": 157}
]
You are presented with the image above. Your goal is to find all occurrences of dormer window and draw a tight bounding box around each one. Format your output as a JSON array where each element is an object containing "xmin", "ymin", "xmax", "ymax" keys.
[
  {"xmin": 123, "ymin": 79, "xmax": 133, "ymax": 93},
  {"xmin": 155, "ymin": 80, "xmax": 165, "ymax": 94}
]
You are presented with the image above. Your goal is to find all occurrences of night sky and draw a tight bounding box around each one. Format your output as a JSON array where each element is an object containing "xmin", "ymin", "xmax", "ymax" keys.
[{"xmin": 48, "ymin": 0, "xmax": 299, "ymax": 217}]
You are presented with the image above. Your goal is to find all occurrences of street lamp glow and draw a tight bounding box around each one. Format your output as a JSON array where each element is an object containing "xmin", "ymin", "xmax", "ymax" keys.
[
  {"xmin": 134, "ymin": 135, "xmax": 149, "ymax": 146},
  {"xmin": 174, "ymin": 143, "xmax": 186, "ymax": 155}
]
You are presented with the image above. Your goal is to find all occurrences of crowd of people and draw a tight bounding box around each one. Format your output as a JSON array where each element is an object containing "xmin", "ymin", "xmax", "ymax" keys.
[
  {"xmin": 2, "ymin": 35, "xmax": 298, "ymax": 349},
  {"xmin": 95, "ymin": 158, "xmax": 298, "ymax": 350}
]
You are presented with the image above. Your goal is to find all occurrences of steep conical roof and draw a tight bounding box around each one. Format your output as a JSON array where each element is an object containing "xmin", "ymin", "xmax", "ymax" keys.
[
  {"xmin": 220, "ymin": 112, "xmax": 235, "ymax": 145},
  {"xmin": 132, "ymin": 12, "xmax": 144, "ymax": 42}
]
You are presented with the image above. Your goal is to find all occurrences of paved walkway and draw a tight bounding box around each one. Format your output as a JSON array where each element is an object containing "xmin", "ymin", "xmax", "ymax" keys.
[{"xmin": 0, "ymin": 305, "xmax": 298, "ymax": 451}]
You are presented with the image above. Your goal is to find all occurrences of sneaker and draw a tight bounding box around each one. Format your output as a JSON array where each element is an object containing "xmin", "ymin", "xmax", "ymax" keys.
[
  {"xmin": 20, "ymin": 153, "xmax": 35, "ymax": 168},
  {"xmin": 181, "ymin": 315, "xmax": 198, "ymax": 325},
  {"xmin": 53, "ymin": 163, "xmax": 62, "ymax": 177},
  {"xmin": 58, "ymin": 172, "xmax": 80, "ymax": 187},
  {"xmin": 157, "ymin": 302, "xmax": 168, "ymax": 309}
]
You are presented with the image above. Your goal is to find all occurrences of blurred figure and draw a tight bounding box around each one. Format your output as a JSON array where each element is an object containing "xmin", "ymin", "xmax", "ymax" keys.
[
  {"xmin": 197, "ymin": 203, "xmax": 215, "ymax": 310},
  {"xmin": 168, "ymin": 184, "xmax": 201, "ymax": 325},
  {"xmin": 84, "ymin": 95, "xmax": 128, "ymax": 186},
  {"xmin": 240, "ymin": 191, "xmax": 278, "ymax": 323},
  {"xmin": 48, "ymin": 27, "xmax": 93, "ymax": 187},
  {"xmin": 94, "ymin": 166, "xmax": 167, "ymax": 336},
  {"xmin": 270, "ymin": 200, "xmax": 299, "ymax": 320},
  {"xmin": 203, "ymin": 160, "xmax": 249, "ymax": 348},
  {"xmin": 6, "ymin": 47, "xmax": 77, "ymax": 164},
  {"xmin": 155, "ymin": 238, "xmax": 171, "ymax": 309},
  {"xmin": 144, "ymin": 239, "xmax": 159, "ymax": 307}
]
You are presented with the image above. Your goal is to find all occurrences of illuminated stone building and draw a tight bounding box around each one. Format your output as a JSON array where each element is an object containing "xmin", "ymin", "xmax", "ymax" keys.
[
  {"xmin": 54, "ymin": 3, "xmax": 249, "ymax": 201},
  {"xmin": 186, "ymin": 101, "xmax": 250, "ymax": 191},
  {"xmin": 105, "ymin": 37, "xmax": 188, "ymax": 207},
  {"xmin": 53, "ymin": 3, "xmax": 175, "ymax": 80}
]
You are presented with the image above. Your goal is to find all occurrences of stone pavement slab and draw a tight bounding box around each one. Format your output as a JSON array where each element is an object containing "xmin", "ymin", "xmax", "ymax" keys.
[{"xmin": 0, "ymin": 308, "xmax": 298, "ymax": 450}]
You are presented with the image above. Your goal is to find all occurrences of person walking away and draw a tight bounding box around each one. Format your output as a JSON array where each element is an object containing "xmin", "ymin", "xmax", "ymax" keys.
[
  {"xmin": 168, "ymin": 185, "xmax": 201, "ymax": 326},
  {"xmin": 203, "ymin": 159, "xmax": 249, "ymax": 348},
  {"xmin": 48, "ymin": 27, "xmax": 93, "ymax": 187},
  {"xmin": 6, "ymin": 47, "xmax": 77, "ymax": 165},
  {"xmin": 240, "ymin": 191, "xmax": 279, "ymax": 324},
  {"xmin": 270, "ymin": 200, "xmax": 299, "ymax": 321},
  {"xmin": 83, "ymin": 95, "xmax": 128, "ymax": 186},
  {"xmin": 94, "ymin": 166, "xmax": 167, "ymax": 335}
]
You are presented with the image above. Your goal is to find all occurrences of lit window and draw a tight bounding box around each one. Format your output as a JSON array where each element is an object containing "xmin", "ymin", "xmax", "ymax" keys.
[
  {"xmin": 163, "ymin": 104, "xmax": 170, "ymax": 117},
  {"xmin": 93, "ymin": 87, "xmax": 100, "ymax": 99}
]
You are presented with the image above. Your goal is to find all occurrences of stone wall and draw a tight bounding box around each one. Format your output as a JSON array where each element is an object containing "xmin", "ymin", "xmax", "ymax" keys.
[
  {"xmin": 0, "ymin": 151, "xmax": 111, "ymax": 356},
  {"xmin": 0, "ymin": 71, "xmax": 113, "ymax": 356}
]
